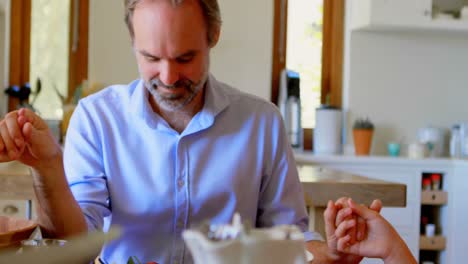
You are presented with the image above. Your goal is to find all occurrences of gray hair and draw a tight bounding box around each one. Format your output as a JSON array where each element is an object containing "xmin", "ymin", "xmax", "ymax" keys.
[{"xmin": 124, "ymin": 0, "xmax": 222, "ymax": 45}]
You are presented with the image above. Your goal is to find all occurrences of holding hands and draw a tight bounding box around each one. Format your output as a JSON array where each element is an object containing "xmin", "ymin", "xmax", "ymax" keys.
[
  {"xmin": 0, "ymin": 108, "xmax": 61, "ymax": 168},
  {"xmin": 325, "ymin": 197, "xmax": 417, "ymax": 264}
]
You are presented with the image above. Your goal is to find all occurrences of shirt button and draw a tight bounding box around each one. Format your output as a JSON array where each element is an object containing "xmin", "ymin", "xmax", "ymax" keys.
[{"xmin": 178, "ymin": 180, "xmax": 184, "ymax": 188}]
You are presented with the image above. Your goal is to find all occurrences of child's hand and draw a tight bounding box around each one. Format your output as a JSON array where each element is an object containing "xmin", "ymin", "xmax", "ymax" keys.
[
  {"xmin": 334, "ymin": 199, "xmax": 409, "ymax": 261},
  {"xmin": 324, "ymin": 197, "xmax": 381, "ymax": 263}
]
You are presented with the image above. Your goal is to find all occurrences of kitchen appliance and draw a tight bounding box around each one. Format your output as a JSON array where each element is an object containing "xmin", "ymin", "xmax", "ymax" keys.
[
  {"xmin": 278, "ymin": 69, "xmax": 302, "ymax": 149},
  {"xmin": 313, "ymin": 105, "xmax": 342, "ymax": 155}
]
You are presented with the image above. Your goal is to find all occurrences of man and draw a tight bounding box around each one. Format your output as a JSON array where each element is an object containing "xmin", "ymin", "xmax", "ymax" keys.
[{"xmin": 0, "ymin": 0, "xmax": 376, "ymax": 263}]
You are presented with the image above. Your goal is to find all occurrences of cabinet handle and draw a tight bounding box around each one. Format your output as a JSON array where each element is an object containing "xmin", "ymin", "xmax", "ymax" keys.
[
  {"xmin": 432, "ymin": 194, "xmax": 436, "ymax": 200},
  {"xmin": 3, "ymin": 205, "xmax": 19, "ymax": 215},
  {"xmin": 424, "ymin": 10, "xmax": 431, "ymax": 16}
]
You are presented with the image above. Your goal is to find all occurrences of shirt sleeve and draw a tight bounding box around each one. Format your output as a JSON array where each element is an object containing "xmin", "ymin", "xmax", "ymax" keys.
[
  {"xmin": 63, "ymin": 100, "xmax": 111, "ymax": 231},
  {"xmin": 256, "ymin": 109, "xmax": 323, "ymax": 241}
]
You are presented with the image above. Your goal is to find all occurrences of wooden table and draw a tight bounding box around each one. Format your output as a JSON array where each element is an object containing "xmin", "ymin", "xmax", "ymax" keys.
[{"xmin": 299, "ymin": 165, "xmax": 407, "ymax": 238}]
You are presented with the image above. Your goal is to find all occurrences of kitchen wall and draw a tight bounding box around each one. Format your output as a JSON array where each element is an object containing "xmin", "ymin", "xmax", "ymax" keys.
[
  {"xmin": 88, "ymin": 0, "xmax": 273, "ymax": 100},
  {"xmin": 346, "ymin": 31, "xmax": 468, "ymax": 155},
  {"xmin": 88, "ymin": 1, "xmax": 137, "ymax": 86}
]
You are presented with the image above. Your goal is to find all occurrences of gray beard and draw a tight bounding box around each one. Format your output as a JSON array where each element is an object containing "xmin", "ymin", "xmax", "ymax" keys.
[{"xmin": 145, "ymin": 73, "xmax": 208, "ymax": 112}]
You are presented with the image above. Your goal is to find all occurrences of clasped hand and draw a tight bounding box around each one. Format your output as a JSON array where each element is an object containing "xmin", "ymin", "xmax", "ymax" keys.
[{"xmin": 0, "ymin": 108, "xmax": 61, "ymax": 168}]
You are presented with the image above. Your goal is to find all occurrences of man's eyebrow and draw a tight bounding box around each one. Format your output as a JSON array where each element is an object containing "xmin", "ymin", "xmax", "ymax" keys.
[
  {"xmin": 138, "ymin": 49, "xmax": 198, "ymax": 59},
  {"xmin": 139, "ymin": 50, "xmax": 158, "ymax": 58},
  {"xmin": 178, "ymin": 50, "xmax": 197, "ymax": 57}
]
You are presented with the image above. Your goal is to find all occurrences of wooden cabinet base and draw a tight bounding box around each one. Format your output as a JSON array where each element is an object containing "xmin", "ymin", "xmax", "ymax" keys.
[
  {"xmin": 420, "ymin": 235, "xmax": 446, "ymax": 250},
  {"xmin": 421, "ymin": 190, "xmax": 448, "ymax": 205}
]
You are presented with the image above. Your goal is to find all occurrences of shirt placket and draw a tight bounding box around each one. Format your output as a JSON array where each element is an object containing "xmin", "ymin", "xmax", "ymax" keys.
[{"xmin": 172, "ymin": 138, "xmax": 189, "ymax": 264}]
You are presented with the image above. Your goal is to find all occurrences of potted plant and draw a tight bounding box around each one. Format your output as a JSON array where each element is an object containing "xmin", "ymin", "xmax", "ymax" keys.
[{"xmin": 353, "ymin": 117, "xmax": 374, "ymax": 156}]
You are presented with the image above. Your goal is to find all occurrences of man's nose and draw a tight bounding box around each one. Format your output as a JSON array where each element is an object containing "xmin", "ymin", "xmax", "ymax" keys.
[{"xmin": 159, "ymin": 61, "xmax": 179, "ymax": 86}]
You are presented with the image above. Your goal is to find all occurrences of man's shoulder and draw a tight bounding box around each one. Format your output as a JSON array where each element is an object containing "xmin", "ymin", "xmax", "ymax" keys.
[
  {"xmin": 78, "ymin": 79, "xmax": 140, "ymax": 109},
  {"xmin": 214, "ymin": 79, "xmax": 279, "ymax": 115}
]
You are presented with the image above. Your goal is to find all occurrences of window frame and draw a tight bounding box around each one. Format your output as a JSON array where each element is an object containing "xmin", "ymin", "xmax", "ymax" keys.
[
  {"xmin": 8, "ymin": 0, "xmax": 89, "ymax": 112},
  {"xmin": 271, "ymin": 0, "xmax": 345, "ymax": 108}
]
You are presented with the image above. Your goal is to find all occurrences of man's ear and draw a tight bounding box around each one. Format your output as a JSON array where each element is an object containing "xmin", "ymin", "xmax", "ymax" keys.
[{"xmin": 209, "ymin": 26, "xmax": 221, "ymax": 48}]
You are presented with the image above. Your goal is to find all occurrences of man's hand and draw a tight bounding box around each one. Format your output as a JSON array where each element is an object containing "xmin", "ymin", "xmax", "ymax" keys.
[
  {"xmin": 0, "ymin": 108, "xmax": 61, "ymax": 168},
  {"xmin": 323, "ymin": 197, "xmax": 382, "ymax": 263}
]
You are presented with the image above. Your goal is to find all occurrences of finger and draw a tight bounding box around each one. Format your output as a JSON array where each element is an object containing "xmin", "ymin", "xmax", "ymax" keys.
[
  {"xmin": 335, "ymin": 219, "xmax": 356, "ymax": 238},
  {"xmin": 348, "ymin": 198, "xmax": 378, "ymax": 220},
  {"xmin": 335, "ymin": 207, "xmax": 352, "ymax": 226},
  {"xmin": 348, "ymin": 214, "xmax": 357, "ymax": 244},
  {"xmin": 324, "ymin": 200, "xmax": 338, "ymax": 238},
  {"xmin": 369, "ymin": 199, "xmax": 383, "ymax": 213},
  {"xmin": 356, "ymin": 214, "xmax": 366, "ymax": 241},
  {"xmin": 337, "ymin": 234, "xmax": 352, "ymax": 252},
  {"xmin": 335, "ymin": 197, "xmax": 349, "ymax": 207},
  {"xmin": 17, "ymin": 114, "xmax": 28, "ymax": 128},
  {"xmin": 5, "ymin": 115, "xmax": 24, "ymax": 148},
  {"xmin": 0, "ymin": 124, "xmax": 18, "ymax": 159},
  {"xmin": 18, "ymin": 108, "xmax": 47, "ymax": 131}
]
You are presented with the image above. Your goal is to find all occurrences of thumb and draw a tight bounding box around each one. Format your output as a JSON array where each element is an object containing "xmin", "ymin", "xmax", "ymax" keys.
[
  {"xmin": 348, "ymin": 199, "xmax": 378, "ymax": 221},
  {"xmin": 369, "ymin": 199, "xmax": 382, "ymax": 213}
]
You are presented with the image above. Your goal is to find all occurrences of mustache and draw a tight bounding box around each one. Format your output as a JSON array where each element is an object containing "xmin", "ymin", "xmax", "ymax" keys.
[{"xmin": 149, "ymin": 78, "xmax": 196, "ymax": 90}]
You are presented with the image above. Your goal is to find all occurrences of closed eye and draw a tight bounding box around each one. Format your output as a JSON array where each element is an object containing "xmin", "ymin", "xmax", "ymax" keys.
[
  {"xmin": 176, "ymin": 53, "xmax": 195, "ymax": 64},
  {"xmin": 144, "ymin": 55, "xmax": 160, "ymax": 62}
]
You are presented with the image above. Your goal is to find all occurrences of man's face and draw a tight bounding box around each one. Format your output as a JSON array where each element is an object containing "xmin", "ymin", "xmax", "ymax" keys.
[{"xmin": 132, "ymin": 0, "xmax": 214, "ymax": 111}]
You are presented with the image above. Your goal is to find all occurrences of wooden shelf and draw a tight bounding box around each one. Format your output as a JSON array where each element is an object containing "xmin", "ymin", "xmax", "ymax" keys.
[
  {"xmin": 420, "ymin": 235, "xmax": 446, "ymax": 250},
  {"xmin": 421, "ymin": 190, "xmax": 448, "ymax": 205}
]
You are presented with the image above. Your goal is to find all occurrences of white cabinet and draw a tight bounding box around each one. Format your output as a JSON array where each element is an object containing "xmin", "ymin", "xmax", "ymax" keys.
[
  {"xmin": 294, "ymin": 153, "xmax": 468, "ymax": 264},
  {"xmin": 350, "ymin": 0, "xmax": 468, "ymax": 32}
]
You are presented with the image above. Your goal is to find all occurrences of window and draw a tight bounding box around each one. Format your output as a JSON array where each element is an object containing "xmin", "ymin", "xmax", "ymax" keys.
[
  {"xmin": 272, "ymin": 0, "xmax": 344, "ymax": 129},
  {"xmin": 30, "ymin": 0, "xmax": 71, "ymax": 119},
  {"xmin": 7, "ymin": 0, "xmax": 88, "ymax": 118}
]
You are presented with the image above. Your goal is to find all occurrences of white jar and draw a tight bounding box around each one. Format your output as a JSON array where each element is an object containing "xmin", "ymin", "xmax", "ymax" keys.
[{"xmin": 408, "ymin": 142, "xmax": 427, "ymax": 159}]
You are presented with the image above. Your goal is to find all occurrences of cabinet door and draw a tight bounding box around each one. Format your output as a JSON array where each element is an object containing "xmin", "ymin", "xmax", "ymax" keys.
[{"xmin": 370, "ymin": 0, "xmax": 432, "ymax": 26}]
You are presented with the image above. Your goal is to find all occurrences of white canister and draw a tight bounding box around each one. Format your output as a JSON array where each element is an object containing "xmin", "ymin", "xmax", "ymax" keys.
[
  {"xmin": 408, "ymin": 142, "xmax": 427, "ymax": 159},
  {"xmin": 425, "ymin": 223, "xmax": 436, "ymax": 237},
  {"xmin": 313, "ymin": 106, "xmax": 342, "ymax": 155}
]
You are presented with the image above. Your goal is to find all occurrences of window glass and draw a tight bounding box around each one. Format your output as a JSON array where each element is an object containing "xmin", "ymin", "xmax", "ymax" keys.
[
  {"xmin": 30, "ymin": 0, "xmax": 71, "ymax": 119},
  {"xmin": 286, "ymin": 0, "xmax": 323, "ymax": 128}
]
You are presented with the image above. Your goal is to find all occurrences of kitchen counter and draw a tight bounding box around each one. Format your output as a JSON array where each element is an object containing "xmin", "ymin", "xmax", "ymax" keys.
[
  {"xmin": 299, "ymin": 165, "xmax": 406, "ymax": 238},
  {"xmin": 295, "ymin": 150, "xmax": 468, "ymax": 167},
  {"xmin": 299, "ymin": 165, "xmax": 406, "ymax": 207}
]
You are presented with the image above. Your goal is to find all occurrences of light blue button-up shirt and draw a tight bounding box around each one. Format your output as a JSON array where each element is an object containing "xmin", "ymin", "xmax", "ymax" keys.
[{"xmin": 64, "ymin": 74, "xmax": 320, "ymax": 264}]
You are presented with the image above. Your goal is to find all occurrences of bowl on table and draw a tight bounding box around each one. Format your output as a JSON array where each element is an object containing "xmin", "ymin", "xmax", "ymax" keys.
[{"xmin": 0, "ymin": 216, "xmax": 38, "ymax": 249}]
